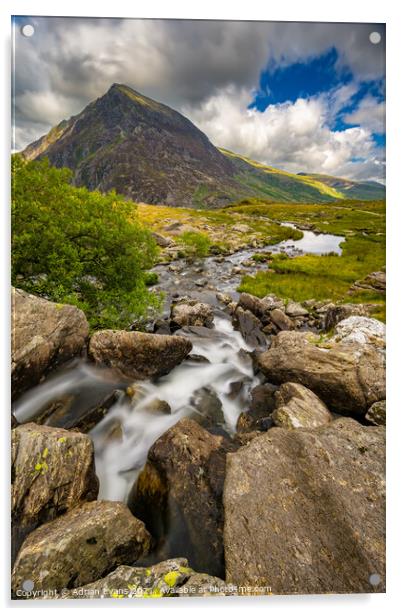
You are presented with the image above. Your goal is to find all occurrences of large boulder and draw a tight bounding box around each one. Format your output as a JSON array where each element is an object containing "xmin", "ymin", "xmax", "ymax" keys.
[
  {"xmin": 333, "ymin": 316, "xmax": 385, "ymax": 348},
  {"xmin": 272, "ymin": 382, "xmax": 332, "ymax": 429},
  {"xmin": 170, "ymin": 300, "xmax": 214, "ymax": 329},
  {"xmin": 257, "ymin": 323, "xmax": 385, "ymax": 415},
  {"xmin": 88, "ymin": 330, "xmax": 192, "ymax": 380},
  {"xmin": 11, "ymin": 288, "xmax": 89, "ymax": 399},
  {"xmin": 129, "ymin": 418, "xmax": 236, "ymax": 578},
  {"xmin": 12, "ymin": 423, "xmax": 98, "ymax": 561},
  {"xmin": 224, "ymin": 418, "xmax": 385, "ymax": 594},
  {"xmin": 58, "ymin": 558, "xmax": 226, "ymax": 599},
  {"xmin": 12, "ymin": 501, "xmax": 151, "ymax": 594}
]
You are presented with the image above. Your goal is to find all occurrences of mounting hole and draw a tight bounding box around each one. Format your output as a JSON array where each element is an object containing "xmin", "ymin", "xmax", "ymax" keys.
[
  {"xmin": 21, "ymin": 24, "xmax": 35, "ymax": 38},
  {"xmin": 369, "ymin": 31, "xmax": 381, "ymax": 45},
  {"xmin": 369, "ymin": 573, "xmax": 381, "ymax": 586}
]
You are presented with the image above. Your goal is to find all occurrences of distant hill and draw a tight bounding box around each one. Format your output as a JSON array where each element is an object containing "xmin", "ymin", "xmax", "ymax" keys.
[{"xmin": 22, "ymin": 83, "xmax": 385, "ymax": 207}]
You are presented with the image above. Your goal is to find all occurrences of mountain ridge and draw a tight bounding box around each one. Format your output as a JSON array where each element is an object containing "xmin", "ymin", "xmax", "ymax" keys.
[{"xmin": 22, "ymin": 83, "xmax": 385, "ymax": 207}]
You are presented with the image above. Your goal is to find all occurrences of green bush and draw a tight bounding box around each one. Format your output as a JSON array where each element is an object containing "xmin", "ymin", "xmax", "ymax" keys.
[
  {"xmin": 12, "ymin": 155, "xmax": 160, "ymax": 329},
  {"xmin": 144, "ymin": 271, "xmax": 159, "ymax": 286},
  {"xmin": 178, "ymin": 231, "xmax": 212, "ymax": 259}
]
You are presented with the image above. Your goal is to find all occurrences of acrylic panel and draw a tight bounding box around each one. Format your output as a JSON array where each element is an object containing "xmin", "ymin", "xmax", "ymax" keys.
[{"xmin": 11, "ymin": 16, "xmax": 386, "ymax": 599}]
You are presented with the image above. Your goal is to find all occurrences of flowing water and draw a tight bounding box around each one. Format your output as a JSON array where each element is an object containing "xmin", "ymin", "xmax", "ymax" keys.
[
  {"xmin": 13, "ymin": 313, "xmax": 258, "ymax": 503},
  {"xmin": 13, "ymin": 223, "xmax": 344, "ymax": 503}
]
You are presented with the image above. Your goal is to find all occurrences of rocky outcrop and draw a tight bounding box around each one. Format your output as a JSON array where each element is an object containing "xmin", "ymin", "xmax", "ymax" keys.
[
  {"xmin": 272, "ymin": 382, "xmax": 332, "ymax": 429},
  {"xmin": 11, "ymin": 288, "xmax": 89, "ymax": 399},
  {"xmin": 350, "ymin": 270, "xmax": 386, "ymax": 294},
  {"xmin": 232, "ymin": 306, "xmax": 266, "ymax": 348},
  {"xmin": 88, "ymin": 330, "xmax": 192, "ymax": 380},
  {"xmin": 324, "ymin": 303, "xmax": 371, "ymax": 330},
  {"xmin": 12, "ymin": 501, "xmax": 151, "ymax": 594},
  {"xmin": 58, "ymin": 558, "xmax": 226, "ymax": 599},
  {"xmin": 12, "ymin": 423, "xmax": 98, "ymax": 561},
  {"xmin": 257, "ymin": 321, "xmax": 385, "ymax": 415},
  {"xmin": 170, "ymin": 300, "xmax": 214, "ymax": 329},
  {"xmin": 366, "ymin": 400, "xmax": 386, "ymax": 426},
  {"xmin": 129, "ymin": 418, "xmax": 236, "ymax": 578},
  {"xmin": 333, "ymin": 316, "xmax": 385, "ymax": 348},
  {"xmin": 224, "ymin": 418, "xmax": 385, "ymax": 594}
]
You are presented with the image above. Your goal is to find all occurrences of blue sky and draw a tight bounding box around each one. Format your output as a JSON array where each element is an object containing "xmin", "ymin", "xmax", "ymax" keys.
[{"xmin": 13, "ymin": 18, "xmax": 385, "ymax": 182}]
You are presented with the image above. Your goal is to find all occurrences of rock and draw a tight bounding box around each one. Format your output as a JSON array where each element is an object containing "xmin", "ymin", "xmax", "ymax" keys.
[
  {"xmin": 60, "ymin": 558, "xmax": 226, "ymax": 599},
  {"xmin": 237, "ymin": 292, "xmax": 281, "ymax": 324},
  {"xmin": 333, "ymin": 316, "xmax": 385, "ymax": 348},
  {"xmin": 88, "ymin": 330, "xmax": 192, "ymax": 380},
  {"xmin": 12, "ymin": 501, "xmax": 151, "ymax": 594},
  {"xmin": 269, "ymin": 308, "xmax": 295, "ymax": 331},
  {"xmin": 285, "ymin": 300, "xmax": 309, "ymax": 317},
  {"xmin": 153, "ymin": 319, "xmax": 171, "ymax": 335},
  {"xmin": 232, "ymin": 307, "xmax": 266, "ymax": 348},
  {"xmin": 151, "ymin": 232, "xmax": 172, "ymax": 247},
  {"xmin": 190, "ymin": 387, "xmax": 225, "ymax": 427},
  {"xmin": 39, "ymin": 390, "xmax": 120, "ymax": 433},
  {"xmin": 224, "ymin": 418, "xmax": 385, "ymax": 594},
  {"xmin": 325, "ymin": 303, "xmax": 370, "ymax": 330},
  {"xmin": 142, "ymin": 398, "xmax": 172, "ymax": 415},
  {"xmin": 216, "ymin": 292, "xmax": 232, "ymax": 305},
  {"xmin": 170, "ymin": 300, "xmax": 214, "ymax": 329},
  {"xmin": 12, "ymin": 423, "xmax": 98, "ymax": 562},
  {"xmin": 11, "ymin": 288, "xmax": 89, "ymax": 399},
  {"xmin": 350, "ymin": 270, "xmax": 386, "ymax": 294},
  {"xmin": 129, "ymin": 418, "xmax": 237, "ymax": 578},
  {"xmin": 257, "ymin": 330, "xmax": 385, "ymax": 415},
  {"xmin": 236, "ymin": 383, "xmax": 277, "ymax": 433},
  {"xmin": 272, "ymin": 382, "xmax": 332, "ymax": 429},
  {"xmin": 366, "ymin": 400, "xmax": 386, "ymax": 426}
]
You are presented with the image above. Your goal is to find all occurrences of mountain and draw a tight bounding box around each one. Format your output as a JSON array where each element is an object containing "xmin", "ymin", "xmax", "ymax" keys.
[
  {"xmin": 296, "ymin": 172, "xmax": 385, "ymax": 201},
  {"xmin": 22, "ymin": 83, "xmax": 385, "ymax": 207}
]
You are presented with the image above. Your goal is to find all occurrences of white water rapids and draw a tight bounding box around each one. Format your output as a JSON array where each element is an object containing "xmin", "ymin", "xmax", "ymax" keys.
[{"xmin": 14, "ymin": 314, "xmax": 259, "ymax": 503}]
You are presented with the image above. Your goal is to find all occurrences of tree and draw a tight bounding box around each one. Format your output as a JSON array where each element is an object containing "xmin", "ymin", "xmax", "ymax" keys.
[{"xmin": 12, "ymin": 155, "xmax": 160, "ymax": 329}]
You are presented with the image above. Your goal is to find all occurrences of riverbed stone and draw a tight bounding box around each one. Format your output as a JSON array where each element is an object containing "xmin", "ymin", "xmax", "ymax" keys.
[
  {"xmin": 60, "ymin": 558, "xmax": 226, "ymax": 599},
  {"xmin": 170, "ymin": 300, "xmax": 214, "ymax": 329},
  {"xmin": 237, "ymin": 292, "xmax": 281, "ymax": 324},
  {"xmin": 88, "ymin": 330, "xmax": 192, "ymax": 380},
  {"xmin": 12, "ymin": 287, "xmax": 89, "ymax": 399},
  {"xmin": 12, "ymin": 423, "xmax": 98, "ymax": 562},
  {"xmin": 366, "ymin": 400, "xmax": 386, "ymax": 426},
  {"xmin": 285, "ymin": 300, "xmax": 309, "ymax": 317},
  {"xmin": 325, "ymin": 303, "xmax": 370, "ymax": 330},
  {"xmin": 269, "ymin": 308, "xmax": 295, "ymax": 331},
  {"xmin": 224, "ymin": 418, "xmax": 385, "ymax": 594},
  {"xmin": 129, "ymin": 418, "xmax": 237, "ymax": 578},
  {"xmin": 257, "ymin": 329, "xmax": 385, "ymax": 415},
  {"xmin": 272, "ymin": 382, "xmax": 332, "ymax": 429},
  {"xmin": 233, "ymin": 306, "xmax": 267, "ymax": 348},
  {"xmin": 12, "ymin": 501, "xmax": 151, "ymax": 594}
]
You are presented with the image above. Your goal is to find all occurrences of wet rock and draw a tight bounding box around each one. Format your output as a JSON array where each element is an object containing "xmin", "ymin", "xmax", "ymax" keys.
[
  {"xmin": 12, "ymin": 288, "xmax": 89, "ymax": 399},
  {"xmin": 88, "ymin": 330, "xmax": 192, "ymax": 380},
  {"xmin": 233, "ymin": 307, "xmax": 267, "ymax": 348},
  {"xmin": 61, "ymin": 558, "xmax": 226, "ymax": 599},
  {"xmin": 250, "ymin": 383, "xmax": 278, "ymax": 414},
  {"xmin": 272, "ymin": 382, "xmax": 332, "ymax": 429},
  {"xmin": 366, "ymin": 400, "xmax": 386, "ymax": 426},
  {"xmin": 285, "ymin": 300, "xmax": 309, "ymax": 318},
  {"xmin": 12, "ymin": 423, "xmax": 98, "ymax": 562},
  {"xmin": 12, "ymin": 501, "xmax": 151, "ymax": 593},
  {"xmin": 236, "ymin": 383, "xmax": 277, "ymax": 433},
  {"xmin": 333, "ymin": 316, "xmax": 385, "ymax": 348},
  {"xmin": 142, "ymin": 398, "xmax": 172, "ymax": 415},
  {"xmin": 170, "ymin": 300, "xmax": 214, "ymax": 329},
  {"xmin": 224, "ymin": 418, "xmax": 385, "ymax": 594},
  {"xmin": 190, "ymin": 387, "xmax": 225, "ymax": 427},
  {"xmin": 257, "ymin": 329, "xmax": 385, "ymax": 415},
  {"xmin": 216, "ymin": 292, "xmax": 232, "ymax": 305},
  {"xmin": 41, "ymin": 390, "xmax": 120, "ymax": 433},
  {"xmin": 269, "ymin": 308, "xmax": 295, "ymax": 331},
  {"xmin": 153, "ymin": 319, "xmax": 171, "ymax": 335},
  {"xmin": 129, "ymin": 418, "xmax": 237, "ymax": 578},
  {"xmin": 325, "ymin": 303, "xmax": 370, "ymax": 330}
]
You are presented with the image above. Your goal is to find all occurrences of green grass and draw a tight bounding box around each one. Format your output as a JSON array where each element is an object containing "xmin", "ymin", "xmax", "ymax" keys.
[{"xmin": 238, "ymin": 200, "xmax": 385, "ymax": 321}]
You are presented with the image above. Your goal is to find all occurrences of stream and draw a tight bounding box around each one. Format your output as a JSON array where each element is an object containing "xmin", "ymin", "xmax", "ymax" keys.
[{"xmin": 13, "ymin": 222, "xmax": 344, "ymax": 504}]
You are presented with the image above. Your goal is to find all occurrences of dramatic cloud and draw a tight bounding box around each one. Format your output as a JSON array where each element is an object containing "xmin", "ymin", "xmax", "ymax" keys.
[
  {"xmin": 12, "ymin": 17, "xmax": 385, "ymax": 181},
  {"xmin": 183, "ymin": 86, "xmax": 384, "ymax": 182}
]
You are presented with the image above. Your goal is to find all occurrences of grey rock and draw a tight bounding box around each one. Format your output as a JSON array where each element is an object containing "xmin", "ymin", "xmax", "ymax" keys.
[
  {"xmin": 272, "ymin": 382, "xmax": 332, "ymax": 429},
  {"xmin": 366, "ymin": 400, "xmax": 386, "ymax": 426}
]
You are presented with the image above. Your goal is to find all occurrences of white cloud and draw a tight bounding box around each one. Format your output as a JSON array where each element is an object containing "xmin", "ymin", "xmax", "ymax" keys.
[
  {"xmin": 183, "ymin": 87, "xmax": 384, "ymax": 182},
  {"xmin": 343, "ymin": 95, "xmax": 385, "ymax": 134}
]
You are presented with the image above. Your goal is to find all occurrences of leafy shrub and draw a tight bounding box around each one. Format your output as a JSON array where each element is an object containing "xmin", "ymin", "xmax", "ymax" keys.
[
  {"xmin": 144, "ymin": 271, "xmax": 159, "ymax": 286},
  {"xmin": 12, "ymin": 155, "xmax": 160, "ymax": 329},
  {"xmin": 178, "ymin": 231, "xmax": 212, "ymax": 259}
]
